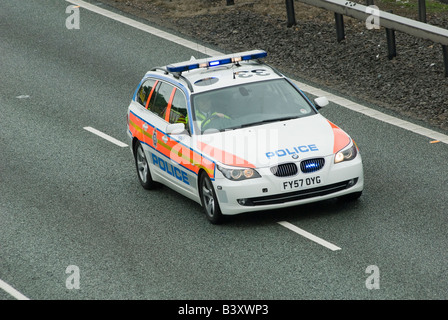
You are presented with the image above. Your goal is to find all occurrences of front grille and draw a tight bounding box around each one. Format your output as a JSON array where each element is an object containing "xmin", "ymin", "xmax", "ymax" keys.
[
  {"xmin": 270, "ymin": 163, "xmax": 298, "ymax": 177},
  {"xmin": 239, "ymin": 179, "xmax": 358, "ymax": 206},
  {"xmin": 300, "ymin": 158, "xmax": 325, "ymax": 173}
]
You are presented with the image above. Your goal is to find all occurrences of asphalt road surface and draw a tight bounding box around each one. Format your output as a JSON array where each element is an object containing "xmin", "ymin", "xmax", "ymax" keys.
[{"xmin": 1, "ymin": 0, "xmax": 447, "ymax": 302}]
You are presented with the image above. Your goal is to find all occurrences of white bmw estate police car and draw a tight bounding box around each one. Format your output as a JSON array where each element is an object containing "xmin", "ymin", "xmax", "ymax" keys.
[{"xmin": 127, "ymin": 50, "xmax": 363, "ymax": 224}]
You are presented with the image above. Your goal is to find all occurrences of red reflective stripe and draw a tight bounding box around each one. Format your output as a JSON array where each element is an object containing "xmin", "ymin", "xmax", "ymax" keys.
[
  {"xmin": 165, "ymin": 87, "xmax": 177, "ymax": 122},
  {"xmin": 145, "ymin": 80, "xmax": 159, "ymax": 109},
  {"xmin": 196, "ymin": 141, "xmax": 255, "ymax": 168},
  {"xmin": 328, "ymin": 120, "xmax": 350, "ymax": 153},
  {"xmin": 156, "ymin": 134, "xmax": 215, "ymax": 176}
]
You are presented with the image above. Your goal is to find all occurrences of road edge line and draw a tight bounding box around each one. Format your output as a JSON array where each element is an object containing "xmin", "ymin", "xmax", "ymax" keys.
[{"xmin": 67, "ymin": 0, "xmax": 448, "ymax": 145}]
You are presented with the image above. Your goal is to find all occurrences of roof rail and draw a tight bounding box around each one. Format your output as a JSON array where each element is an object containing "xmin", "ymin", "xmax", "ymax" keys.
[{"xmin": 150, "ymin": 67, "xmax": 194, "ymax": 92}]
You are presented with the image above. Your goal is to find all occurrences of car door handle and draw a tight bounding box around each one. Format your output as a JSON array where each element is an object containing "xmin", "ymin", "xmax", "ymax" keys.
[
  {"xmin": 142, "ymin": 123, "xmax": 148, "ymax": 130},
  {"xmin": 162, "ymin": 135, "xmax": 168, "ymax": 143}
]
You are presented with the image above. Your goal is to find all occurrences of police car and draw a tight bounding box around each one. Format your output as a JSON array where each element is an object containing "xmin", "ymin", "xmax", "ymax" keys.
[{"xmin": 127, "ymin": 50, "xmax": 363, "ymax": 224}]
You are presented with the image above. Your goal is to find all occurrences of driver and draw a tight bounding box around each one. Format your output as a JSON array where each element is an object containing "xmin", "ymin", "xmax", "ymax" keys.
[{"xmin": 194, "ymin": 95, "xmax": 230, "ymax": 129}]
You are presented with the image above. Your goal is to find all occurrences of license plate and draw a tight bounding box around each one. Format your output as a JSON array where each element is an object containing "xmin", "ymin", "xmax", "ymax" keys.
[{"xmin": 281, "ymin": 176, "xmax": 322, "ymax": 191}]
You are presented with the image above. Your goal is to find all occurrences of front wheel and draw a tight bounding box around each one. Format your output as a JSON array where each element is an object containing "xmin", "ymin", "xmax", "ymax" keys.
[
  {"xmin": 134, "ymin": 142, "xmax": 159, "ymax": 190},
  {"xmin": 199, "ymin": 172, "xmax": 223, "ymax": 224}
]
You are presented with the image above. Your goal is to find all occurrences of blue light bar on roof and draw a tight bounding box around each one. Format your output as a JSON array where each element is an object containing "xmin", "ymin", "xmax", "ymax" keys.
[{"xmin": 165, "ymin": 50, "xmax": 267, "ymax": 73}]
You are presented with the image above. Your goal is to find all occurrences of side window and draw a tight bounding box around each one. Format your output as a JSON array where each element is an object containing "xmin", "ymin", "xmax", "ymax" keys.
[
  {"xmin": 136, "ymin": 79, "xmax": 157, "ymax": 106},
  {"xmin": 148, "ymin": 82, "xmax": 173, "ymax": 119},
  {"xmin": 169, "ymin": 90, "xmax": 188, "ymax": 126}
]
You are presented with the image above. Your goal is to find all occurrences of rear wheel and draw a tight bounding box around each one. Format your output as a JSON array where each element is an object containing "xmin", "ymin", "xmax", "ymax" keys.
[
  {"xmin": 134, "ymin": 142, "xmax": 158, "ymax": 190},
  {"xmin": 199, "ymin": 172, "xmax": 223, "ymax": 224}
]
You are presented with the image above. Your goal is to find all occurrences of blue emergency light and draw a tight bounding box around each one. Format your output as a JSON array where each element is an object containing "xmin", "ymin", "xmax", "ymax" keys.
[
  {"xmin": 305, "ymin": 163, "xmax": 319, "ymax": 169},
  {"xmin": 166, "ymin": 50, "xmax": 267, "ymax": 73}
]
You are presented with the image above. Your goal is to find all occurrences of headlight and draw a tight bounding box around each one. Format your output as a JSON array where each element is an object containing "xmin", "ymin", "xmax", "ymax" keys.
[
  {"xmin": 334, "ymin": 141, "xmax": 358, "ymax": 163},
  {"xmin": 217, "ymin": 165, "xmax": 261, "ymax": 181}
]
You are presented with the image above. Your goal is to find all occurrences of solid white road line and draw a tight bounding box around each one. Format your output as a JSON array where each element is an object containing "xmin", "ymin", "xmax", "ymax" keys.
[
  {"xmin": 67, "ymin": 0, "xmax": 448, "ymax": 145},
  {"xmin": 278, "ymin": 221, "xmax": 341, "ymax": 251},
  {"xmin": 294, "ymin": 81, "xmax": 448, "ymax": 144},
  {"xmin": 83, "ymin": 126, "xmax": 128, "ymax": 147},
  {"xmin": 0, "ymin": 279, "xmax": 30, "ymax": 300},
  {"xmin": 66, "ymin": 0, "xmax": 222, "ymax": 57}
]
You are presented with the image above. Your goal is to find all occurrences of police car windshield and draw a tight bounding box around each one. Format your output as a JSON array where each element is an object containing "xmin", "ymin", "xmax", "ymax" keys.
[{"xmin": 192, "ymin": 79, "xmax": 316, "ymax": 134}]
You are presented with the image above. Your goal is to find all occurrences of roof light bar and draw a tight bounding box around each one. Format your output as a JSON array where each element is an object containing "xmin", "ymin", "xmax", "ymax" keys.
[{"xmin": 166, "ymin": 50, "xmax": 267, "ymax": 73}]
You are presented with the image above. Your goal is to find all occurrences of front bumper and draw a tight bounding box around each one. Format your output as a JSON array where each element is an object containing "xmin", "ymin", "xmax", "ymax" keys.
[{"xmin": 213, "ymin": 154, "xmax": 364, "ymax": 215}]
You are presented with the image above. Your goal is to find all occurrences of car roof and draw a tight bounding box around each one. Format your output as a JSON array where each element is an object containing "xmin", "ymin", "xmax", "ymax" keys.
[{"xmin": 146, "ymin": 50, "xmax": 285, "ymax": 94}]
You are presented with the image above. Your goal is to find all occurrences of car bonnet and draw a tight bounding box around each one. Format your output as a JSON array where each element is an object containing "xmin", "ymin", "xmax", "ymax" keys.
[{"xmin": 193, "ymin": 114, "xmax": 351, "ymax": 169}]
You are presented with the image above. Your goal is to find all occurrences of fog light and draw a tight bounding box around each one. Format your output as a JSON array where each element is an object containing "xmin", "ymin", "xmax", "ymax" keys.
[
  {"xmin": 237, "ymin": 198, "xmax": 254, "ymax": 206},
  {"xmin": 347, "ymin": 179, "xmax": 356, "ymax": 188}
]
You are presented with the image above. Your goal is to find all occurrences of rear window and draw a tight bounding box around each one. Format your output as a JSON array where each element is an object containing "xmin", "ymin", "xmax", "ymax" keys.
[{"xmin": 136, "ymin": 79, "xmax": 157, "ymax": 106}]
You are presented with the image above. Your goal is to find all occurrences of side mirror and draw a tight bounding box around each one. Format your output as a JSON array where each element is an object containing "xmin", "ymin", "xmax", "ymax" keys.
[
  {"xmin": 166, "ymin": 123, "xmax": 186, "ymax": 135},
  {"xmin": 314, "ymin": 97, "xmax": 329, "ymax": 110}
]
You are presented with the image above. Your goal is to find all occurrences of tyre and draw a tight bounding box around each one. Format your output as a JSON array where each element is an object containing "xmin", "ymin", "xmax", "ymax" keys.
[
  {"xmin": 199, "ymin": 171, "xmax": 223, "ymax": 224},
  {"xmin": 134, "ymin": 142, "xmax": 159, "ymax": 190}
]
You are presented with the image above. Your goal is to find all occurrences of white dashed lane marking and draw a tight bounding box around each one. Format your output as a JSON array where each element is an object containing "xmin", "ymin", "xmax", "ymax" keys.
[
  {"xmin": 83, "ymin": 126, "xmax": 128, "ymax": 147},
  {"xmin": 278, "ymin": 221, "xmax": 342, "ymax": 251},
  {"xmin": 0, "ymin": 279, "xmax": 30, "ymax": 300}
]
